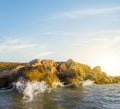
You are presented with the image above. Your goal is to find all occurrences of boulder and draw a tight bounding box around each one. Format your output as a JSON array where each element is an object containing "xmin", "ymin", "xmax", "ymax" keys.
[
  {"xmin": 0, "ymin": 70, "xmax": 13, "ymax": 88},
  {"xmin": 16, "ymin": 66, "xmax": 59, "ymax": 88},
  {"xmin": 0, "ymin": 65, "xmax": 25, "ymax": 89},
  {"xmin": 23, "ymin": 63, "xmax": 31, "ymax": 67},
  {"xmin": 29, "ymin": 59, "xmax": 41, "ymax": 67},
  {"xmin": 59, "ymin": 63, "xmax": 66, "ymax": 72},
  {"xmin": 92, "ymin": 66, "xmax": 102, "ymax": 72},
  {"xmin": 50, "ymin": 67, "xmax": 57, "ymax": 74},
  {"xmin": 11, "ymin": 65, "xmax": 24, "ymax": 73},
  {"xmin": 41, "ymin": 60, "xmax": 55, "ymax": 68}
]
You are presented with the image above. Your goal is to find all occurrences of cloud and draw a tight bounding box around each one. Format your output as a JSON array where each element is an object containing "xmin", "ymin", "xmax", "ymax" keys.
[
  {"xmin": 0, "ymin": 37, "xmax": 53, "ymax": 61},
  {"xmin": 0, "ymin": 38, "xmax": 36, "ymax": 51},
  {"xmin": 70, "ymin": 29, "xmax": 120, "ymax": 59},
  {"xmin": 35, "ymin": 51, "xmax": 53, "ymax": 58},
  {"xmin": 52, "ymin": 7, "xmax": 120, "ymax": 19}
]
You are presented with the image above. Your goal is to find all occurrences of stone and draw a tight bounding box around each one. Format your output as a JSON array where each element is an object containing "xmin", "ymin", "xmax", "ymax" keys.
[
  {"xmin": 29, "ymin": 59, "xmax": 41, "ymax": 67},
  {"xmin": 0, "ymin": 70, "xmax": 13, "ymax": 88},
  {"xmin": 41, "ymin": 60, "xmax": 55, "ymax": 68}
]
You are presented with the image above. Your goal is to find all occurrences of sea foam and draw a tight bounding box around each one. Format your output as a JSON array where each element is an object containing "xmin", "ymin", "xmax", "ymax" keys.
[
  {"xmin": 15, "ymin": 78, "xmax": 48, "ymax": 102},
  {"xmin": 79, "ymin": 80, "xmax": 94, "ymax": 86}
]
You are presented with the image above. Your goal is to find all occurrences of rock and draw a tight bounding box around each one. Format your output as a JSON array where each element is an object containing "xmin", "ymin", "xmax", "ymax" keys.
[
  {"xmin": 41, "ymin": 60, "xmax": 57, "ymax": 74},
  {"xmin": 16, "ymin": 66, "xmax": 60, "ymax": 88},
  {"xmin": 29, "ymin": 59, "xmax": 41, "ymax": 67},
  {"xmin": 0, "ymin": 64, "xmax": 25, "ymax": 89},
  {"xmin": 59, "ymin": 63, "xmax": 66, "ymax": 72},
  {"xmin": 11, "ymin": 65, "xmax": 24, "ymax": 73},
  {"xmin": 92, "ymin": 66, "xmax": 102, "ymax": 73},
  {"xmin": 66, "ymin": 59, "xmax": 74, "ymax": 67},
  {"xmin": 41, "ymin": 60, "xmax": 55, "ymax": 68},
  {"xmin": 23, "ymin": 63, "xmax": 31, "ymax": 67},
  {"xmin": 0, "ymin": 70, "xmax": 13, "ymax": 88},
  {"xmin": 51, "ymin": 67, "xmax": 57, "ymax": 74}
]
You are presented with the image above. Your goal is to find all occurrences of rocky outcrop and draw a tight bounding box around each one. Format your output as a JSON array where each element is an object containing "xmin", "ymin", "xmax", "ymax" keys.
[
  {"xmin": 14, "ymin": 65, "xmax": 60, "ymax": 88},
  {"xmin": 5, "ymin": 59, "xmax": 58, "ymax": 88},
  {"xmin": 0, "ymin": 58, "xmax": 120, "ymax": 89}
]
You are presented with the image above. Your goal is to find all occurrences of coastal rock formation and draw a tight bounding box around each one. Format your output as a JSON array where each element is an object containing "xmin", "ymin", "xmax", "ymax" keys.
[
  {"xmin": 56, "ymin": 59, "xmax": 91, "ymax": 86},
  {"xmin": 14, "ymin": 65, "xmax": 59, "ymax": 88},
  {"xmin": 0, "ymin": 58, "xmax": 120, "ymax": 89}
]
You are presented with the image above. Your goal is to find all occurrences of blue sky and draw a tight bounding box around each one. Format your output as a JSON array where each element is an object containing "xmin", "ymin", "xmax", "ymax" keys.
[{"xmin": 0, "ymin": 0, "xmax": 120, "ymax": 75}]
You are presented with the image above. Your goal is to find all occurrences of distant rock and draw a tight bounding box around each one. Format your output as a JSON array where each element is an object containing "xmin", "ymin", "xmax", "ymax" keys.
[{"xmin": 92, "ymin": 66, "xmax": 102, "ymax": 73}]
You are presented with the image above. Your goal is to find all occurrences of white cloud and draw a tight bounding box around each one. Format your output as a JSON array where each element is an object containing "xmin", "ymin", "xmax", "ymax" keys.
[
  {"xmin": 0, "ymin": 38, "xmax": 53, "ymax": 62},
  {"xmin": 72, "ymin": 29, "xmax": 120, "ymax": 48},
  {"xmin": 35, "ymin": 51, "xmax": 53, "ymax": 58},
  {"xmin": 52, "ymin": 7, "xmax": 120, "ymax": 19},
  {"xmin": 0, "ymin": 38, "xmax": 36, "ymax": 51}
]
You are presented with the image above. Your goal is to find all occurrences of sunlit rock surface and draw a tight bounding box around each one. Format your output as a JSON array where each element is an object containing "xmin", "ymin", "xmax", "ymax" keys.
[{"xmin": 0, "ymin": 59, "xmax": 120, "ymax": 89}]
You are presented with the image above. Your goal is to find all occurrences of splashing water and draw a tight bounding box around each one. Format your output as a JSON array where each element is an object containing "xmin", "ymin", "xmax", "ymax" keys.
[
  {"xmin": 15, "ymin": 78, "xmax": 48, "ymax": 102},
  {"xmin": 79, "ymin": 80, "xmax": 94, "ymax": 86}
]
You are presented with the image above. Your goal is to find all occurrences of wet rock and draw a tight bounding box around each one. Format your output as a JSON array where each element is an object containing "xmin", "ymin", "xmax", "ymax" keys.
[
  {"xmin": 16, "ymin": 66, "xmax": 60, "ymax": 88},
  {"xmin": 0, "ymin": 70, "xmax": 13, "ymax": 88}
]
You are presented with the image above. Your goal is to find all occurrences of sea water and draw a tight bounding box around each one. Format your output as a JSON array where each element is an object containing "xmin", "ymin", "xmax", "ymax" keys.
[{"xmin": 0, "ymin": 83, "xmax": 120, "ymax": 109}]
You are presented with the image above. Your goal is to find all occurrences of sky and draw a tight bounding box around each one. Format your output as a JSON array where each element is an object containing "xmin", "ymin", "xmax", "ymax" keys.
[{"xmin": 0, "ymin": 0, "xmax": 120, "ymax": 75}]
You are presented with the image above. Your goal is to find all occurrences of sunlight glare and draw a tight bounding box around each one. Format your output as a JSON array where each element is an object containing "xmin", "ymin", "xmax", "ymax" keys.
[{"xmin": 98, "ymin": 55, "xmax": 119, "ymax": 76}]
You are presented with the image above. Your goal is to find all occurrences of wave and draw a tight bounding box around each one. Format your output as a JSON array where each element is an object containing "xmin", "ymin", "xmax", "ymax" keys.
[
  {"xmin": 79, "ymin": 80, "xmax": 94, "ymax": 86},
  {"xmin": 0, "ymin": 78, "xmax": 93, "ymax": 102},
  {"xmin": 14, "ymin": 78, "xmax": 63, "ymax": 102},
  {"xmin": 0, "ymin": 88, "xmax": 13, "ymax": 92},
  {"xmin": 14, "ymin": 78, "xmax": 48, "ymax": 102}
]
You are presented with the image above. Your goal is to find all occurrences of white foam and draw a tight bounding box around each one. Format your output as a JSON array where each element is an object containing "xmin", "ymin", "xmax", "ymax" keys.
[
  {"xmin": 15, "ymin": 78, "xmax": 48, "ymax": 102},
  {"xmin": 79, "ymin": 80, "xmax": 94, "ymax": 86},
  {"xmin": 52, "ymin": 82, "xmax": 64, "ymax": 88}
]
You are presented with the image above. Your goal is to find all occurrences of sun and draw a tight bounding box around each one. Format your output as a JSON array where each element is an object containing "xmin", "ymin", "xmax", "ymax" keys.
[{"xmin": 97, "ymin": 55, "xmax": 119, "ymax": 76}]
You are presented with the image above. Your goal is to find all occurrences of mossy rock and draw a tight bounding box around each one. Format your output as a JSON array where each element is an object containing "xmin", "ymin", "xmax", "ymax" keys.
[{"xmin": 21, "ymin": 66, "xmax": 59, "ymax": 88}]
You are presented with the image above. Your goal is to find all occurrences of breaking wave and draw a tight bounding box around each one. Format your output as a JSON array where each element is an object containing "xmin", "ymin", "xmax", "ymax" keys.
[
  {"xmin": 15, "ymin": 78, "xmax": 48, "ymax": 102},
  {"xmin": 79, "ymin": 80, "xmax": 94, "ymax": 86},
  {"xmin": 0, "ymin": 78, "xmax": 93, "ymax": 102},
  {"xmin": 14, "ymin": 78, "xmax": 63, "ymax": 102}
]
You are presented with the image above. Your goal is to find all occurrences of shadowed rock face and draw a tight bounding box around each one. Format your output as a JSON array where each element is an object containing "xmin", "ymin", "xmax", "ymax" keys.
[
  {"xmin": 0, "ymin": 70, "xmax": 13, "ymax": 88},
  {"xmin": 0, "ymin": 58, "xmax": 120, "ymax": 89}
]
